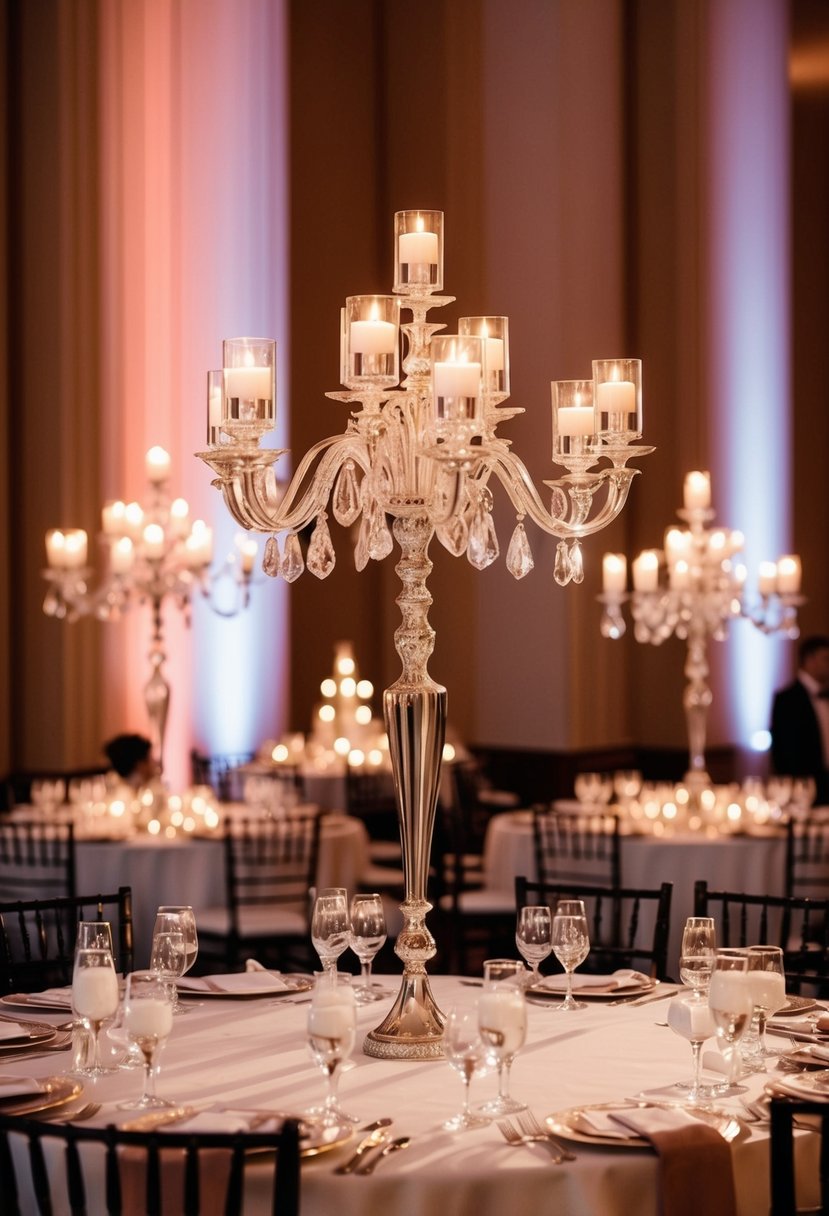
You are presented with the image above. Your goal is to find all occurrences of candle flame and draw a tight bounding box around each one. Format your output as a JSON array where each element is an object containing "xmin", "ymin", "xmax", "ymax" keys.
[
  {"xmin": 415, "ymin": 214, "xmax": 424, "ymax": 232},
  {"xmin": 369, "ymin": 299, "xmax": 380, "ymax": 322}
]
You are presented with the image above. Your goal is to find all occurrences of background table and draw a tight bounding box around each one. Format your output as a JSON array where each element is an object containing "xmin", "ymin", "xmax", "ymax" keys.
[
  {"xmin": 484, "ymin": 811, "xmax": 788, "ymax": 973},
  {"xmin": 8, "ymin": 975, "xmax": 811, "ymax": 1216}
]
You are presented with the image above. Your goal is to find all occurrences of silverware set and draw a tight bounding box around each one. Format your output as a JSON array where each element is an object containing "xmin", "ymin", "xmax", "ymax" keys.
[
  {"xmin": 497, "ymin": 1111, "xmax": 577, "ymax": 1164},
  {"xmin": 334, "ymin": 1118, "xmax": 411, "ymax": 1175}
]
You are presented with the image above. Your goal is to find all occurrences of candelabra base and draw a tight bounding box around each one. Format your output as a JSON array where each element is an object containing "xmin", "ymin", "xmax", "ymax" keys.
[
  {"xmin": 362, "ymin": 970, "xmax": 445, "ymax": 1060},
  {"xmin": 684, "ymin": 769, "xmax": 712, "ymax": 795}
]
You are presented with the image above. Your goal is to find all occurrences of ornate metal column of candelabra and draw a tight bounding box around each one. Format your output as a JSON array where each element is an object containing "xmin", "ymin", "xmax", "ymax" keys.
[
  {"xmin": 599, "ymin": 470, "xmax": 803, "ymax": 788},
  {"xmin": 42, "ymin": 445, "xmax": 259, "ymax": 770},
  {"xmin": 198, "ymin": 209, "xmax": 652, "ymax": 1059}
]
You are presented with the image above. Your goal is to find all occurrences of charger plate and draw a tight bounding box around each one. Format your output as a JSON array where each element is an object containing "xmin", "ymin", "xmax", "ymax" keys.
[
  {"xmin": 0, "ymin": 1075, "xmax": 83, "ymax": 1117},
  {"xmin": 176, "ymin": 974, "xmax": 313, "ymax": 999},
  {"xmin": 0, "ymin": 1020, "xmax": 58, "ymax": 1052}
]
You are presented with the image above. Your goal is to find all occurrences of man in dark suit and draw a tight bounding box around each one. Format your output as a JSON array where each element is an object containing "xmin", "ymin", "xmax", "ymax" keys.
[{"xmin": 770, "ymin": 635, "xmax": 829, "ymax": 805}]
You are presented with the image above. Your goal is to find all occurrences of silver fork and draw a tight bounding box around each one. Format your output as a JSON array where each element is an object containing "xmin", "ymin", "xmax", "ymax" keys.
[
  {"xmin": 497, "ymin": 1118, "xmax": 574, "ymax": 1164},
  {"xmin": 39, "ymin": 1102, "xmax": 101, "ymax": 1124},
  {"xmin": 517, "ymin": 1110, "xmax": 577, "ymax": 1160}
]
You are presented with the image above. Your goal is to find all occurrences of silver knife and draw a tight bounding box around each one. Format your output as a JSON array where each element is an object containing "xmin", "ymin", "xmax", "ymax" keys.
[
  {"xmin": 354, "ymin": 1136, "xmax": 411, "ymax": 1175},
  {"xmin": 333, "ymin": 1126, "xmax": 390, "ymax": 1174}
]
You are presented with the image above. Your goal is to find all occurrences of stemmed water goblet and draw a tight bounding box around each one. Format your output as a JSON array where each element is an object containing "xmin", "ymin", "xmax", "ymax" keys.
[
  {"xmin": 150, "ymin": 911, "xmax": 187, "ymax": 1013},
  {"xmin": 515, "ymin": 905, "xmax": 552, "ymax": 989},
  {"xmin": 118, "ymin": 970, "xmax": 175, "ymax": 1110},
  {"xmin": 71, "ymin": 946, "xmax": 120, "ymax": 1077},
  {"xmin": 156, "ymin": 906, "xmax": 198, "ymax": 1011},
  {"xmin": 667, "ymin": 994, "xmax": 717, "ymax": 1105},
  {"xmin": 348, "ymin": 893, "xmax": 387, "ymax": 1003},
  {"xmin": 306, "ymin": 972, "xmax": 359, "ymax": 1125},
  {"xmin": 679, "ymin": 916, "xmax": 716, "ymax": 1001},
  {"xmin": 477, "ymin": 958, "xmax": 527, "ymax": 1116},
  {"xmin": 707, "ymin": 948, "xmax": 753, "ymax": 1090},
  {"xmin": 442, "ymin": 1006, "xmax": 490, "ymax": 1130},
  {"xmin": 551, "ymin": 901, "xmax": 590, "ymax": 1011},
  {"xmin": 744, "ymin": 945, "xmax": 786, "ymax": 1068},
  {"xmin": 311, "ymin": 888, "xmax": 350, "ymax": 975}
]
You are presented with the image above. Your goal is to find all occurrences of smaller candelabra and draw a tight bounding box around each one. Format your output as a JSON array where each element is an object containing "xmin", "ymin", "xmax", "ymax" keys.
[
  {"xmin": 42, "ymin": 445, "xmax": 259, "ymax": 769},
  {"xmin": 599, "ymin": 470, "xmax": 803, "ymax": 786}
]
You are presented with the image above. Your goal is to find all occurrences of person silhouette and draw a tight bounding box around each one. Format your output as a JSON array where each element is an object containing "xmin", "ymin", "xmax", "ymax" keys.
[
  {"xmin": 770, "ymin": 635, "xmax": 829, "ymax": 805},
  {"xmin": 103, "ymin": 734, "xmax": 160, "ymax": 790}
]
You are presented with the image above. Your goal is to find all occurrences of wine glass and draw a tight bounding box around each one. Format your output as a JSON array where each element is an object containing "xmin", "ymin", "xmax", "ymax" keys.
[
  {"xmin": 679, "ymin": 916, "xmax": 716, "ymax": 1001},
  {"xmin": 306, "ymin": 972, "xmax": 359, "ymax": 1125},
  {"xmin": 708, "ymin": 949, "xmax": 753, "ymax": 1090},
  {"xmin": 311, "ymin": 888, "xmax": 350, "ymax": 975},
  {"xmin": 71, "ymin": 946, "xmax": 120, "ymax": 1077},
  {"xmin": 477, "ymin": 958, "xmax": 527, "ymax": 1116},
  {"xmin": 515, "ymin": 905, "xmax": 552, "ymax": 988},
  {"xmin": 667, "ymin": 994, "xmax": 717, "ymax": 1104},
  {"xmin": 551, "ymin": 903, "xmax": 590, "ymax": 1011},
  {"xmin": 348, "ymin": 893, "xmax": 387, "ymax": 1003},
  {"xmin": 150, "ymin": 912, "xmax": 187, "ymax": 1013},
  {"xmin": 442, "ymin": 1006, "xmax": 490, "ymax": 1131},
  {"xmin": 118, "ymin": 970, "xmax": 175, "ymax": 1109},
  {"xmin": 157, "ymin": 906, "xmax": 198, "ymax": 975},
  {"xmin": 745, "ymin": 945, "xmax": 786, "ymax": 1066},
  {"xmin": 76, "ymin": 920, "xmax": 114, "ymax": 955}
]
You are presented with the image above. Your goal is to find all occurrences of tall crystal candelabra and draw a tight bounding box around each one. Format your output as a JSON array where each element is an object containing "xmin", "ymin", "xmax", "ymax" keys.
[
  {"xmin": 198, "ymin": 209, "xmax": 652, "ymax": 1059},
  {"xmin": 42, "ymin": 446, "xmax": 259, "ymax": 769},
  {"xmin": 599, "ymin": 469, "xmax": 803, "ymax": 787}
]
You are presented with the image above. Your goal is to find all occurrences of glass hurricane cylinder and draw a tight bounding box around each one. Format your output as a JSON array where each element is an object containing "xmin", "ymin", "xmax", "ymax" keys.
[
  {"xmin": 459, "ymin": 316, "xmax": 510, "ymax": 400},
  {"xmin": 430, "ymin": 334, "xmax": 485, "ymax": 451},
  {"xmin": 593, "ymin": 358, "xmax": 642, "ymax": 442},
  {"xmin": 551, "ymin": 379, "xmax": 598, "ymax": 469},
  {"xmin": 341, "ymin": 295, "xmax": 400, "ymax": 389},
  {"xmin": 221, "ymin": 337, "xmax": 276, "ymax": 439},
  {"xmin": 394, "ymin": 209, "xmax": 443, "ymax": 294}
]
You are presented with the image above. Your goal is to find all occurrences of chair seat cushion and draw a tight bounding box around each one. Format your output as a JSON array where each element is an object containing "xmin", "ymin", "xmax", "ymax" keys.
[{"xmin": 196, "ymin": 905, "xmax": 307, "ymax": 938}]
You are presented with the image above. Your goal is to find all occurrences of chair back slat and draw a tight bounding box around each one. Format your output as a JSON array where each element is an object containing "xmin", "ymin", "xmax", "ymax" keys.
[
  {"xmin": 0, "ymin": 822, "xmax": 76, "ymax": 902},
  {"xmin": 532, "ymin": 806, "xmax": 621, "ymax": 889},
  {"xmin": 787, "ymin": 816, "xmax": 829, "ymax": 900}
]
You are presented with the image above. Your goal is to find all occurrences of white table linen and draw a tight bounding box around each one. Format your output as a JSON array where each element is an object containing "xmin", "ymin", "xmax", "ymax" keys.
[{"xmin": 6, "ymin": 975, "xmax": 814, "ymax": 1216}]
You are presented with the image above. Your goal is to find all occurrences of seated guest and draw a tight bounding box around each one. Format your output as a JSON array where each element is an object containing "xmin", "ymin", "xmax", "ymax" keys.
[
  {"xmin": 103, "ymin": 733, "xmax": 160, "ymax": 790},
  {"xmin": 770, "ymin": 634, "xmax": 829, "ymax": 805}
]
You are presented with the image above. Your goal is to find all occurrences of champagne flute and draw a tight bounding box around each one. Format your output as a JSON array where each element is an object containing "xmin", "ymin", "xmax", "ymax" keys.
[
  {"xmin": 708, "ymin": 949, "xmax": 753, "ymax": 1090},
  {"xmin": 118, "ymin": 971, "xmax": 175, "ymax": 1109},
  {"xmin": 477, "ymin": 958, "xmax": 527, "ymax": 1116},
  {"xmin": 311, "ymin": 888, "xmax": 350, "ymax": 976},
  {"xmin": 348, "ymin": 893, "xmax": 387, "ymax": 1003},
  {"xmin": 442, "ymin": 1006, "xmax": 490, "ymax": 1130},
  {"xmin": 679, "ymin": 916, "xmax": 716, "ymax": 1001},
  {"xmin": 71, "ymin": 946, "xmax": 120, "ymax": 1077},
  {"xmin": 515, "ymin": 905, "xmax": 552, "ymax": 988},
  {"xmin": 306, "ymin": 972, "xmax": 359, "ymax": 1125},
  {"xmin": 551, "ymin": 903, "xmax": 590, "ymax": 1011},
  {"xmin": 667, "ymin": 994, "xmax": 717, "ymax": 1104},
  {"xmin": 76, "ymin": 920, "xmax": 114, "ymax": 955},
  {"xmin": 745, "ymin": 945, "xmax": 786, "ymax": 1066},
  {"xmin": 150, "ymin": 912, "xmax": 187, "ymax": 1013}
]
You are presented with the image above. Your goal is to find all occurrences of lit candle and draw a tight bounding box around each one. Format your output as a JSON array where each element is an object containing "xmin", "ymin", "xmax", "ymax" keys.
[
  {"xmin": 350, "ymin": 318, "xmax": 397, "ymax": 355},
  {"xmin": 632, "ymin": 549, "xmax": 660, "ymax": 592},
  {"xmin": 664, "ymin": 528, "xmax": 692, "ymax": 564},
  {"xmin": 142, "ymin": 523, "xmax": 165, "ymax": 560},
  {"xmin": 602, "ymin": 553, "xmax": 627, "ymax": 594},
  {"xmin": 224, "ymin": 362, "xmax": 272, "ymax": 402},
  {"xmin": 145, "ymin": 446, "xmax": 171, "ymax": 483},
  {"xmin": 596, "ymin": 379, "xmax": 636, "ymax": 424},
  {"xmin": 433, "ymin": 358, "xmax": 482, "ymax": 399},
  {"xmin": 169, "ymin": 498, "xmax": 190, "ymax": 537},
  {"xmin": 669, "ymin": 559, "xmax": 690, "ymax": 590},
  {"xmin": 58, "ymin": 529, "xmax": 88, "ymax": 569},
  {"xmin": 758, "ymin": 561, "xmax": 777, "ymax": 597},
  {"xmin": 124, "ymin": 502, "xmax": 144, "ymax": 540},
  {"xmin": 776, "ymin": 555, "xmax": 801, "ymax": 595},
  {"xmin": 683, "ymin": 471, "xmax": 711, "ymax": 510},
  {"xmin": 110, "ymin": 536, "xmax": 134, "ymax": 575},
  {"xmin": 474, "ymin": 320, "xmax": 505, "ymax": 371},
  {"xmin": 45, "ymin": 529, "xmax": 67, "ymax": 568},
  {"xmin": 185, "ymin": 521, "xmax": 213, "ymax": 568},
  {"xmin": 102, "ymin": 500, "xmax": 127, "ymax": 535},
  {"xmin": 239, "ymin": 538, "xmax": 258, "ymax": 575},
  {"xmin": 557, "ymin": 406, "xmax": 595, "ymax": 437},
  {"xmin": 398, "ymin": 218, "xmax": 439, "ymax": 277}
]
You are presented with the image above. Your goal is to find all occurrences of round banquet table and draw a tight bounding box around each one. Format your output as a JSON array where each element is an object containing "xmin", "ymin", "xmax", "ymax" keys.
[
  {"xmin": 5, "ymin": 974, "xmax": 815, "ymax": 1216},
  {"xmin": 483, "ymin": 811, "xmax": 788, "ymax": 973},
  {"xmin": 70, "ymin": 810, "xmax": 369, "ymax": 968}
]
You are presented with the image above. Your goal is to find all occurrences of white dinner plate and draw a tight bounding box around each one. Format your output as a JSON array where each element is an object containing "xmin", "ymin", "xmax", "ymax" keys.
[
  {"xmin": 1, "ymin": 991, "xmax": 73, "ymax": 1013},
  {"xmin": 530, "ymin": 974, "xmax": 656, "ymax": 1002},
  {"xmin": 766, "ymin": 1069, "xmax": 829, "ymax": 1101},
  {"xmin": 545, "ymin": 1103, "xmax": 651, "ymax": 1148},
  {"xmin": 176, "ymin": 973, "xmax": 313, "ymax": 999},
  {"xmin": 775, "ymin": 995, "xmax": 821, "ymax": 1017},
  {"xmin": 0, "ymin": 1075, "xmax": 83, "ymax": 1117}
]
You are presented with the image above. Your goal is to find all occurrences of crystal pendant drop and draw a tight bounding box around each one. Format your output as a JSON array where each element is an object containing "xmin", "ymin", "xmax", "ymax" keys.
[
  {"xmin": 368, "ymin": 508, "xmax": 393, "ymax": 561},
  {"xmin": 437, "ymin": 513, "xmax": 469, "ymax": 557},
  {"xmin": 506, "ymin": 521, "xmax": 534, "ymax": 579},
  {"xmin": 262, "ymin": 535, "xmax": 281, "ymax": 577},
  {"xmin": 468, "ymin": 509, "xmax": 499, "ymax": 570},
  {"xmin": 307, "ymin": 514, "xmax": 336, "ymax": 579},
  {"xmin": 569, "ymin": 539, "xmax": 584, "ymax": 584},
  {"xmin": 553, "ymin": 539, "xmax": 571, "ymax": 586},
  {"xmin": 354, "ymin": 513, "xmax": 370, "ymax": 571},
  {"xmin": 333, "ymin": 461, "xmax": 362, "ymax": 527},
  {"xmin": 281, "ymin": 533, "xmax": 305, "ymax": 583},
  {"xmin": 550, "ymin": 486, "xmax": 568, "ymax": 521}
]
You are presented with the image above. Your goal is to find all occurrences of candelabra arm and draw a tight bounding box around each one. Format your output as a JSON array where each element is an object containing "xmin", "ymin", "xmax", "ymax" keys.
[
  {"xmin": 364, "ymin": 511, "xmax": 446, "ymax": 1061},
  {"xmin": 144, "ymin": 593, "xmax": 170, "ymax": 773},
  {"xmin": 682, "ymin": 621, "xmax": 713, "ymax": 788}
]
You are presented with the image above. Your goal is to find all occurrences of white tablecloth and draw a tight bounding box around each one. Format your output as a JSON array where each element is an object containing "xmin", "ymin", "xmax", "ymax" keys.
[
  {"xmin": 6, "ymin": 975, "xmax": 813, "ymax": 1215},
  {"xmin": 484, "ymin": 812, "xmax": 788, "ymax": 974}
]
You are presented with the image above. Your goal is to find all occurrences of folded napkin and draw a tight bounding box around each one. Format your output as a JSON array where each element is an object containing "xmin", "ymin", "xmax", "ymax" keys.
[
  {"xmin": 23, "ymin": 988, "xmax": 73, "ymax": 1009},
  {"xmin": 540, "ymin": 969, "xmax": 648, "ymax": 994},
  {"xmin": 176, "ymin": 972, "xmax": 288, "ymax": 994},
  {"xmin": 0, "ymin": 1076, "xmax": 44, "ymax": 1100},
  {"xmin": 0, "ymin": 1022, "xmax": 29, "ymax": 1043},
  {"xmin": 807, "ymin": 1044, "xmax": 829, "ymax": 1064},
  {"xmin": 571, "ymin": 1108, "xmax": 641, "ymax": 1140},
  {"xmin": 609, "ymin": 1106, "xmax": 737, "ymax": 1216}
]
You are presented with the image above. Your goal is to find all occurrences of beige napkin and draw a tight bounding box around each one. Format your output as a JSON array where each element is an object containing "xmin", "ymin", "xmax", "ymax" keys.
[
  {"xmin": 176, "ymin": 971, "xmax": 288, "ymax": 994},
  {"xmin": 0, "ymin": 1022, "xmax": 28, "ymax": 1042},
  {"xmin": 609, "ymin": 1107, "xmax": 737, "ymax": 1216},
  {"xmin": 540, "ymin": 969, "xmax": 648, "ymax": 994},
  {"xmin": 0, "ymin": 1076, "xmax": 43, "ymax": 1100}
]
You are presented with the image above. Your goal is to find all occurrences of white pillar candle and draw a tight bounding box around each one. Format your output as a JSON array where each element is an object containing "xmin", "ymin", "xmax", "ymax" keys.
[
  {"xmin": 664, "ymin": 528, "xmax": 692, "ymax": 564},
  {"xmin": 596, "ymin": 379, "xmax": 636, "ymax": 420},
  {"xmin": 398, "ymin": 229, "xmax": 439, "ymax": 269},
  {"xmin": 169, "ymin": 498, "xmax": 190, "ymax": 537},
  {"xmin": 145, "ymin": 446, "xmax": 171, "ymax": 483},
  {"xmin": 483, "ymin": 336, "xmax": 504, "ymax": 371},
  {"xmin": 45, "ymin": 529, "xmax": 66, "ymax": 568},
  {"xmin": 683, "ymin": 471, "xmax": 711, "ymax": 510},
  {"xmin": 224, "ymin": 364, "xmax": 271, "ymax": 401},
  {"xmin": 142, "ymin": 523, "xmax": 165, "ymax": 560},
  {"xmin": 776, "ymin": 555, "xmax": 801, "ymax": 595},
  {"xmin": 124, "ymin": 502, "xmax": 144, "ymax": 540},
  {"xmin": 349, "ymin": 319, "xmax": 397, "ymax": 355},
  {"xmin": 186, "ymin": 521, "xmax": 213, "ymax": 567},
  {"xmin": 110, "ymin": 536, "xmax": 134, "ymax": 575},
  {"xmin": 208, "ymin": 384, "xmax": 222, "ymax": 429},
  {"xmin": 239, "ymin": 538, "xmax": 258, "ymax": 574},
  {"xmin": 632, "ymin": 549, "xmax": 660, "ymax": 592},
  {"xmin": 602, "ymin": 553, "xmax": 627, "ymax": 594},
  {"xmin": 758, "ymin": 561, "xmax": 778, "ymax": 596},
  {"xmin": 557, "ymin": 406, "xmax": 595, "ymax": 437},
  {"xmin": 669, "ymin": 559, "xmax": 690, "ymax": 590},
  {"xmin": 102, "ymin": 500, "xmax": 127, "ymax": 535},
  {"xmin": 433, "ymin": 360, "xmax": 482, "ymax": 399}
]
